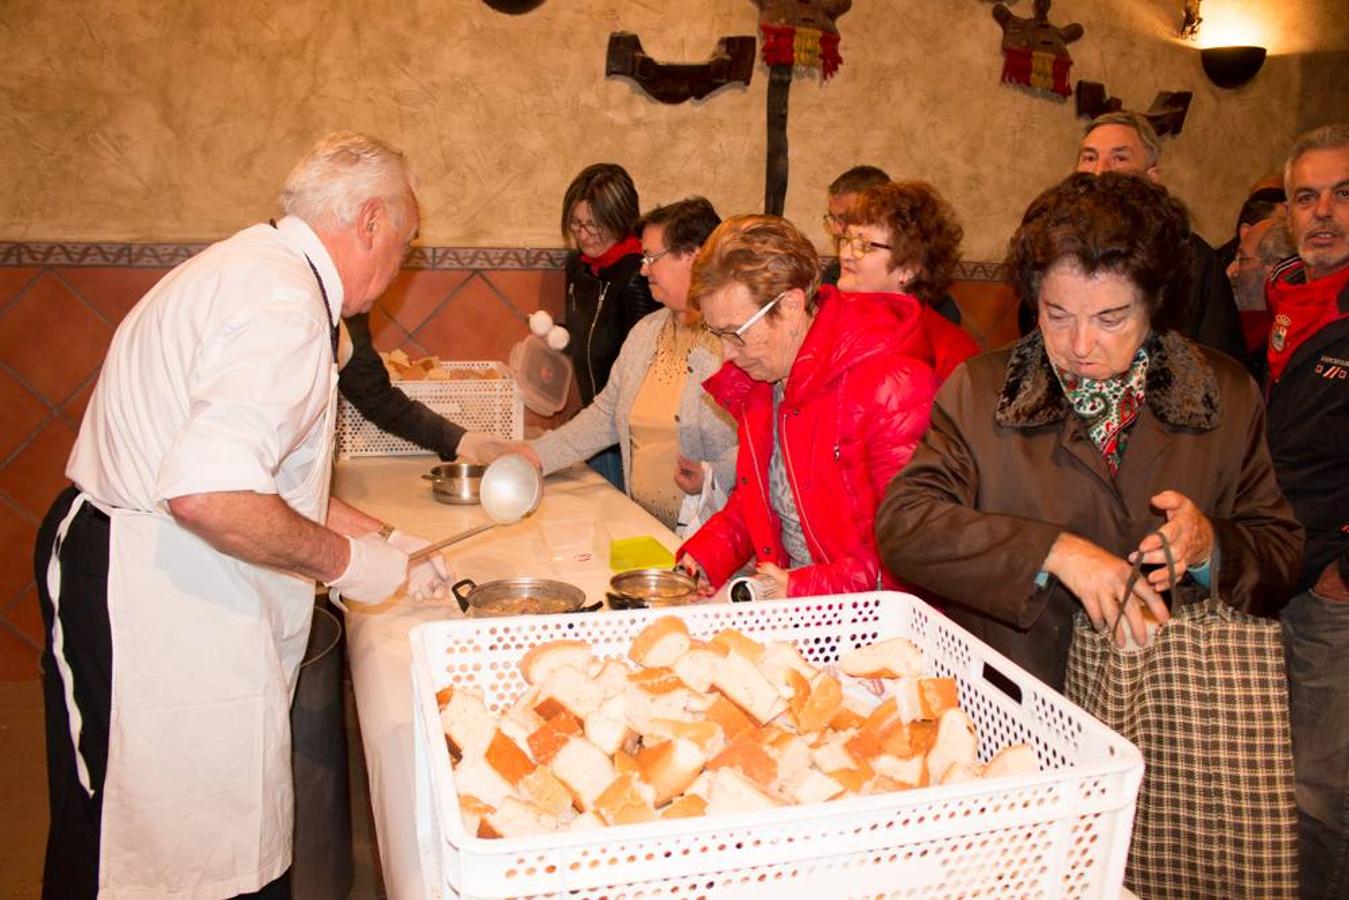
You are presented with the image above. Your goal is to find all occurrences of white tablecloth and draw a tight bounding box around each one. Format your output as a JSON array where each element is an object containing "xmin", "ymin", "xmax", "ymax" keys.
[{"xmin": 332, "ymin": 456, "xmax": 678, "ymax": 900}]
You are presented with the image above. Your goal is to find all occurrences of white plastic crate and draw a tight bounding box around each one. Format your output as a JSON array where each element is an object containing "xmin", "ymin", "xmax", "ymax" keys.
[
  {"xmin": 410, "ymin": 593, "xmax": 1143, "ymax": 899},
  {"xmin": 336, "ymin": 361, "xmax": 523, "ymax": 457}
]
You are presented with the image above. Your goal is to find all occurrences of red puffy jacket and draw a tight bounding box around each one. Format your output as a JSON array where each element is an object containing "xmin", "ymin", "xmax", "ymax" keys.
[{"xmin": 678, "ymin": 287, "xmax": 941, "ymax": 596}]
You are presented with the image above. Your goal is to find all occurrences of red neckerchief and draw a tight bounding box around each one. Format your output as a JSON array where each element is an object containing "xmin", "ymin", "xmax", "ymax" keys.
[
  {"xmin": 580, "ymin": 235, "xmax": 641, "ymax": 275},
  {"xmin": 1266, "ymin": 259, "xmax": 1349, "ymax": 382}
]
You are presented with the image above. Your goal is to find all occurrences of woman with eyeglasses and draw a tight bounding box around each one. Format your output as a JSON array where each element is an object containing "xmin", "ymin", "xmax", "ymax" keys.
[
  {"xmin": 837, "ymin": 181, "xmax": 979, "ymax": 382},
  {"xmin": 483, "ymin": 198, "xmax": 737, "ymax": 535},
  {"xmin": 674, "ymin": 215, "xmax": 940, "ymax": 600},
  {"xmin": 560, "ymin": 163, "xmax": 660, "ymax": 489}
]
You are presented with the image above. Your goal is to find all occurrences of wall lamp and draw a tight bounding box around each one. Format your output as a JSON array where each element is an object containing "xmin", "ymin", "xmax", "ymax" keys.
[{"xmin": 1200, "ymin": 46, "xmax": 1267, "ymax": 89}]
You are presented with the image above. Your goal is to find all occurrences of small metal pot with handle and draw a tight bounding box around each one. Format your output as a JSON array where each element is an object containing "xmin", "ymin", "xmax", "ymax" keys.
[
  {"xmin": 422, "ymin": 462, "xmax": 484, "ymax": 505},
  {"xmin": 607, "ymin": 568, "xmax": 699, "ymax": 609},
  {"xmin": 450, "ymin": 577, "xmax": 600, "ymax": 617}
]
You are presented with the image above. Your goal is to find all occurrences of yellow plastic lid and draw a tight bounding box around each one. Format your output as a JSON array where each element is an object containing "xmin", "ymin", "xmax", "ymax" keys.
[{"xmin": 609, "ymin": 536, "xmax": 676, "ymax": 572}]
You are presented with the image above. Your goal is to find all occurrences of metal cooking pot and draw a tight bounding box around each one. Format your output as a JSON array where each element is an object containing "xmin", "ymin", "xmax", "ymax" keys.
[
  {"xmin": 422, "ymin": 462, "xmax": 484, "ymax": 505},
  {"xmin": 607, "ymin": 568, "xmax": 699, "ymax": 609},
  {"xmin": 450, "ymin": 577, "xmax": 600, "ymax": 618}
]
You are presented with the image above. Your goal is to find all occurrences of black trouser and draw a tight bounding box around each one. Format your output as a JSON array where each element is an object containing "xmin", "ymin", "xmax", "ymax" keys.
[{"xmin": 34, "ymin": 486, "xmax": 290, "ymax": 900}]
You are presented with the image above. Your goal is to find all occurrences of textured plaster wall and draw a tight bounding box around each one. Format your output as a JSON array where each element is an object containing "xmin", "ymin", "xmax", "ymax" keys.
[{"xmin": 1, "ymin": 0, "xmax": 1346, "ymax": 259}]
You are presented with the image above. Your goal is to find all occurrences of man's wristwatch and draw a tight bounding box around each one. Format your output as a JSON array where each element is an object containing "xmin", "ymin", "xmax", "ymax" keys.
[{"xmin": 377, "ymin": 522, "xmax": 396, "ymax": 541}]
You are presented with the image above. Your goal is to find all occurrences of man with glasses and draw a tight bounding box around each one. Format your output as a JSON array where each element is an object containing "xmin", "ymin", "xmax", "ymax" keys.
[{"xmin": 820, "ymin": 164, "xmax": 890, "ymax": 286}]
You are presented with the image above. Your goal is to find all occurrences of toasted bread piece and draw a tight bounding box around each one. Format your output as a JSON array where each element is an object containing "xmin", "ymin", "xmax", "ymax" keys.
[
  {"xmin": 705, "ymin": 767, "xmax": 782, "ymax": 816},
  {"xmin": 926, "ymin": 708, "xmax": 978, "ymax": 787},
  {"xmin": 711, "ymin": 649, "xmax": 788, "ymax": 725},
  {"xmin": 707, "ymin": 732, "xmax": 779, "ymax": 792},
  {"xmin": 440, "ymin": 685, "xmax": 498, "ymax": 760},
  {"xmin": 485, "ymin": 730, "xmax": 536, "ymax": 786},
  {"xmin": 589, "ymin": 657, "xmax": 633, "ymax": 699},
  {"xmin": 709, "ymin": 628, "xmax": 765, "ymax": 664},
  {"xmin": 661, "ymin": 793, "xmax": 709, "ymax": 819},
  {"xmin": 629, "ymin": 617, "xmax": 692, "ymax": 668},
  {"xmin": 454, "ymin": 754, "xmax": 516, "ymax": 808},
  {"xmin": 518, "ymin": 766, "xmax": 574, "ymax": 818},
  {"xmin": 828, "ymin": 692, "xmax": 872, "ymax": 732},
  {"xmin": 826, "ymin": 762, "xmax": 874, "ymax": 795},
  {"xmin": 706, "ymin": 694, "xmax": 756, "ymax": 742},
  {"xmin": 477, "ymin": 796, "xmax": 559, "ymax": 838},
  {"xmin": 918, "ymin": 678, "xmax": 960, "ymax": 720},
  {"xmin": 594, "ymin": 773, "xmax": 657, "ymax": 826},
  {"xmin": 636, "ymin": 737, "xmax": 708, "ymax": 806},
  {"xmin": 457, "ymin": 793, "xmax": 494, "ymax": 837},
  {"xmin": 763, "ymin": 731, "xmax": 814, "ymax": 783},
  {"xmin": 567, "ymin": 811, "xmax": 605, "ymax": 831},
  {"xmin": 781, "ymin": 767, "xmax": 846, "ymax": 806},
  {"xmin": 550, "ymin": 736, "xmax": 618, "ymax": 812},
  {"xmin": 673, "ymin": 644, "xmax": 725, "ymax": 693},
  {"xmin": 757, "ymin": 641, "xmax": 819, "ymax": 690},
  {"xmin": 526, "ymin": 710, "xmax": 582, "ymax": 764},
  {"xmin": 643, "ymin": 718, "xmax": 726, "ymax": 757},
  {"xmin": 939, "ymin": 762, "xmax": 981, "ymax": 785},
  {"xmin": 879, "ymin": 717, "xmax": 937, "ymax": 761},
  {"xmin": 613, "ymin": 747, "xmax": 641, "ymax": 778},
  {"xmin": 810, "ymin": 729, "xmax": 860, "ymax": 773},
  {"xmin": 532, "ymin": 664, "xmax": 605, "ymax": 721},
  {"xmin": 870, "ymin": 752, "xmax": 926, "ymax": 787},
  {"xmin": 839, "ymin": 637, "xmax": 925, "ymax": 679},
  {"xmin": 983, "ymin": 743, "xmax": 1038, "ymax": 781},
  {"xmin": 627, "ymin": 666, "xmax": 689, "ymax": 695}
]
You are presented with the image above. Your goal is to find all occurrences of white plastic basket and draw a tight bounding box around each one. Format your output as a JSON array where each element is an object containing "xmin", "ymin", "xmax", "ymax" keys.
[
  {"xmin": 336, "ymin": 361, "xmax": 523, "ymax": 458},
  {"xmin": 410, "ymin": 593, "xmax": 1143, "ymax": 899}
]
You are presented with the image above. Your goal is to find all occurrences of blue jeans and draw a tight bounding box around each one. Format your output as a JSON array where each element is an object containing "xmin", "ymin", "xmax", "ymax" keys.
[
  {"xmin": 1284, "ymin": 587, "xmax": 1349, "ymax": 899},
  {"xmin": 586, "ymin": 445, "xmax": 624, "ymax": 492}
]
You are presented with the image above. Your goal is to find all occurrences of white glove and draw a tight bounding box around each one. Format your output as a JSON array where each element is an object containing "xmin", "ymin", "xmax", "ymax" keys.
[
  {"xmin": 327, "ymin": 533, "xmax": 408, "ymax": 606},
  {"xmin": 387, "ymin": 529, "xmax": 453, "ymax": 601},
  {"xmin": 456, "ymin": 431, "xmax": 509, "ymax": 465}
]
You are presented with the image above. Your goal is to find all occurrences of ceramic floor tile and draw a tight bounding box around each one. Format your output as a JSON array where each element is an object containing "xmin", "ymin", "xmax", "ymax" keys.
[
  {"xmin": 0, "ymin": 272, "xmax": 112, "ymax": 405},
  {"xmin": 0, "ymin": 418, "xmax": 76, "ymax": 521},
  {"xmin": 0, "ymin": 369, "xmax": 52, "ymax": 462}
]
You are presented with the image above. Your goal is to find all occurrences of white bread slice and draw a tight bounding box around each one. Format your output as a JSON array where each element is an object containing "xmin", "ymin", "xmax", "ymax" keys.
[
  {"xmin": 567, "ymin": 811, "xmax": 605, "ymax": 831},
  {"xmin": 518, "ymin": 766, "xmax": 575, "ymax": 819},
  {"xmin": 870, "ymin": 752, "xmax": 926, "ymax": 787},
  {"xmin": 939, "ymin": 762, "xmax": 982, "ymax": 785},
  {"xmin": 757, "ymin": 641, "xmax": 819, "ymax": 691},
  {"xmin": 672, "ymin": 643, "xmax": 725, "ymax": 693},
  {"xmin": 711, "ymin": 649, "xmax": 788, "ymax": 725},
  {"xmin": 457, "ymin": 793, "xmax": 494, "ymax": 837},
  {"xmin": 840, "ymin": 637, "xmax": 925, "ymax": 679},
  {"xmin": 478, "ymin": 796, "xmax": 560, "ymax": 838},
  {"xmin": 781, "ymin": 766, "xmax": 846, "ymax": 806},
  {"xmin": 810, "ymin": 729, "xmax": 860, "ymax": 773},
  {"xmin": 550, "ymin": 736, "xmax": 618, "ymax": 812},
  {"xmin": 454, "ymin": 754, "xmax": 516, "ymax": 808},
  {"xmin": 498, "ymin": 705, "xmax": 542, "ymax": 757},
  {"xmin": 629, "ymin": 617, "xmax": 692, "ymax": 668},
  {"xmin": 623, "ymin": 680, "xmax": 702, "ymax": 735},
  {"xmin": 661, "ymin": 793, "xmax": 708, "ymax": 819},
  {"xmin": 585, "ymin": 693, "xmax": 636, "ymax": 757},
  {"xmin": 709, "ymin": 628, "xmax": 765, "ymax": 663},
  {"xmin": 637, "ymin": 737, "xmax": 708, "ymax": 806},
  {"xmin": 520, "ymin": 639, "xmax": 593, "ymax": 685},
  {"xmin": 983, "ymin": 743, "xmax": 1038, "ymax": 781},
  {"xmin": 762, "ymin": 730, "xmax": 813, "ymax": 783},
  {"xmin": 643, "ymin": 718, "xmax": 727, "ymax": 758},
  {"xmin": 705, "ymin": 767, "xmax": 782, "ymax": 816},
  {"xmin": 594, "ymin": 772, "xmax": 657, "ymax": 825},
  {"xmin": 926, "ymin": 708, "xmax": 978, "ymax": 786},
  {"xmin": 440, "ymin": 686, "xmax": 499, "ymax": 760},
  {"xmin": 532, "ymin": 664, "xmax": 604, "ymax": 721},
  {"xmin": 682, "ymin": 769, "xmax": 716, "ymax": 801},
  {"xmin": 590, "ymin": 658, "xmax": 633, "ymax": 699}
]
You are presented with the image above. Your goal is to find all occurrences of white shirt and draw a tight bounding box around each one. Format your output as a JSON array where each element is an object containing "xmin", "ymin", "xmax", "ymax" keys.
[{"xmin": 68, "ymin": 216, "xmax": 344, "ymax": 520}]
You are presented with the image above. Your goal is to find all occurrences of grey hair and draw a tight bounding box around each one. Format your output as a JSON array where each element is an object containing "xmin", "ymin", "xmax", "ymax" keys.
[
  {"xmin": 1255, "ymin": 209, "xmax": 1298, "ymax": 267},
  {"xmin": 1084, "ymin": 111, "xmax": 1162, "ymax": 168},
  {"xmin": 1285, "ymin": 123, "xmax": 1349, "ymax": 187},
  {"xmin": 280, "ymin": 132, "xmax": 414, "ymax": 230}
]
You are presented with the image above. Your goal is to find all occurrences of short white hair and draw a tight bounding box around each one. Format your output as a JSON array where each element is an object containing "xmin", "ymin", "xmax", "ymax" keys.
[
  {"xmin": 280, "ymin": 132, "xmax": 414, "ymax": 230},
  {"xmin": 1285, "ymin": 123, "xmax": 1349, "ymax": 189}
]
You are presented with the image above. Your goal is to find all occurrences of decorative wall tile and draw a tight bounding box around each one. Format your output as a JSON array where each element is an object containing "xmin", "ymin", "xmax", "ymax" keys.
[
  {"xmin": 0, "ymin": 371, "xmax": 50, "ymax": 462},
  {"xmin": 0, "ymin": 273, "xmax": 112, "ymax": 405}
]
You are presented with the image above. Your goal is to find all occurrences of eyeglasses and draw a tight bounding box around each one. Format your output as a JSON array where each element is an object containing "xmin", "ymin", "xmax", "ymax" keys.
[
  {"xmin": 567, "ymin": 218, "xmax": 603, "ymax": 237},
  {"xmin": 837, "ymin": 232, "xmax": 893, "ymax": 256},
  {"xmin": 708, "ymin": 291, "xmax": 786, "ymax": 348},
  {"xmin": 640, "ymin": 247, "xmax": 671, "ymax": 268}
]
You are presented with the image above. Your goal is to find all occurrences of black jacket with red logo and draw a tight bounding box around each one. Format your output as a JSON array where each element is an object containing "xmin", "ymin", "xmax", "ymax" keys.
[{"xmin": 1266, "ymin": 259, "xmax": 1349, "ymax": 592}]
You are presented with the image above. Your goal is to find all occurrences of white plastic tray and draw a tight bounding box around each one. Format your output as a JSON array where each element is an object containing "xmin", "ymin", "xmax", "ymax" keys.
[
  {"xmin": 410, "ymin": 592, "xmax": 1143, "ymax": 899},
  {"xmin": 336, "ymin": 360, "xmax": 523, "ymax": 458}
]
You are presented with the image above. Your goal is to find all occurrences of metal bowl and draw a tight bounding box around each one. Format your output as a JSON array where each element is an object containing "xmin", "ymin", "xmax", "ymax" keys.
[
  {"xmin": 423, "ymin": 462, "xmax": 484, "ymax": 505},
  {"xmin": 450, "ymin": 577, "xmax": 598, "ymax": 618},
  {"xmin": 608, "ymin": 568, "xmax": 699, "ymax": 609}
]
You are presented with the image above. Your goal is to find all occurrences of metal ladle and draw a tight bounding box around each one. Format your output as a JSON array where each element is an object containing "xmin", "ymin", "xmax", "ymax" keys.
[{"xmin": 407, "ymin": 453, "xmax": 543, "ymax": 562}]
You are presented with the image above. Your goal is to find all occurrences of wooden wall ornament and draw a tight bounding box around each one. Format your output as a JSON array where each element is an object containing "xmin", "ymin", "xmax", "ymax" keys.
[
  {"xmin": 753, "ymin": 0, "xmax": 853, "ymax": 215},
  {"xmin": 605, "ymin": 33, "xmax": 757, "ymax": 104},
  {"xmin": 1075, "ymin": 81, "xmax": 1194, "ymax": 137},
  {"xmin": 992, "ymin": 0, "xmax": 1083, "ymax": 100}
]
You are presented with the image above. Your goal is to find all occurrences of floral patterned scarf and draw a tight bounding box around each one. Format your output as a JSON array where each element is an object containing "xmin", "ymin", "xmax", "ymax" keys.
[{"xmin": 1053, "ymin": 346, "xmax": 1150, "ymax": 474}]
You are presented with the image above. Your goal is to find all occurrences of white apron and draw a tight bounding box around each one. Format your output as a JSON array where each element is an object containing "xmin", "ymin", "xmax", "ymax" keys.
[{"xmin": 49, "ymin": 381, "xmax": 337, "ymax": 899}]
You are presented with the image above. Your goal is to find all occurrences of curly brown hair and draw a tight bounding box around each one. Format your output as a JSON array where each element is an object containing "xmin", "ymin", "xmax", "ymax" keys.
[
  {"xmin": 1006, "ymin": 172, "xmax": 1192, "ymax": 332},
  {"xmin": 689, "ymin": 215, "xmax": 821, "ymax": 316},
  {"xmin": 847, "ymin": 181, "xmax": 963, "ymax": 307}
]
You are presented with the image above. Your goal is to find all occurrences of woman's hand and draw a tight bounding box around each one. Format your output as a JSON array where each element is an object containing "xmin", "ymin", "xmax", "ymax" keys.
[
  {"xmin": 1131, "ymin": 490, "xmax": 1215, "ymax": 590},
  {"xmin": 677, "ymin": 554, "xmax": 715, "ymax": 596},
  {"xmin": 499, "ymin": 441, "xmax": 543, "ymax": 474},
  {"xmin": 754, "ymin": 561, "xmax": 789, "ymax": 600},
  {"xmin": 1044, "ymin": 532, "xmax": 1170, "ymax": 648},
  {"xmin": 674, "ymin": 454, "xmax": 705, "ymax": 495}
]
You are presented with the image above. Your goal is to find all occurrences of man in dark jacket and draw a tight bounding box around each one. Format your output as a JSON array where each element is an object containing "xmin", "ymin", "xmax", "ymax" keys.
[
  {"xmin": 1016, "ymin": 112, "xmax": 1249, "ymax": 363},
  {"xmin": 1267, "ymin": 123, "xmax": 1349, "ymax": 900}
]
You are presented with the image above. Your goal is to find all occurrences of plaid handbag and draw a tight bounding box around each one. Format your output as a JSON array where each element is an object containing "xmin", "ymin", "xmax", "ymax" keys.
[{"xmin": 1063, "ymin": 534, "xmax": 1298, "ymax": 899}]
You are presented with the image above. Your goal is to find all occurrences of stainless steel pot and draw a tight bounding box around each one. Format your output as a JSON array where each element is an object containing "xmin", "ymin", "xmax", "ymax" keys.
[
  {"xmin": 607, "ymin": 568, "xmax": 699, "ymax": 609},
  {"xmin": 450, "ymin": 577, "xmax": 600, "ymax": 617},
  {"xmin": 423, "ymin": 462, "xmax": 484, "ymax": 505}
]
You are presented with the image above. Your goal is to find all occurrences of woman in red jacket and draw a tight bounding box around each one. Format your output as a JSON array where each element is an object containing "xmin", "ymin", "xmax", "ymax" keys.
[
  {"xmin": 676, "ymin": 215, "xmax": 939, "ymax": 599},
  {"xmin": 836, "ymin": 180, "xmax": 980, "ymax": 383}
]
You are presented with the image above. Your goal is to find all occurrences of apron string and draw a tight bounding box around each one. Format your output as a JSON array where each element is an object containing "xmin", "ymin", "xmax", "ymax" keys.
[{"xmin": 46, "ymin": 491, "xmax": 98, "ymax": 798}]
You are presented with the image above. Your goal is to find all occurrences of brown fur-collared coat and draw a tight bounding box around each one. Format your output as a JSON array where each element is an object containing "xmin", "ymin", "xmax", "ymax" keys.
[{"xmin": 876, "ymin": 329, "xmax": 1302, "ymax": 690}]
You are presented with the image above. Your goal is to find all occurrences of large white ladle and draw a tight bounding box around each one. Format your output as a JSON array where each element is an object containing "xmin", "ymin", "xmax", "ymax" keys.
[{"xmin": 407, "ymin": 454, "xmax": 543, "ymax": 561}]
